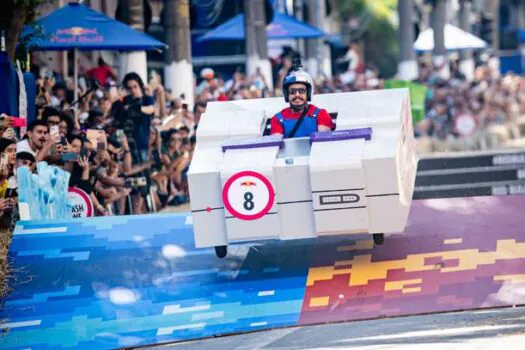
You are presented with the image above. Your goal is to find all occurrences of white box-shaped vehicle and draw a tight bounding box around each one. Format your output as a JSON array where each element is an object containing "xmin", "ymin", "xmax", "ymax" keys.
[{"xmin": 188, "ymin": 89, "xmax": 418, "ymax": 257}]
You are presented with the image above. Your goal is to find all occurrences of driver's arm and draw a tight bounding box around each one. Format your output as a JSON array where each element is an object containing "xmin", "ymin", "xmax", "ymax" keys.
[
  {"xmin": 270, "ymin": 114, "xmax": 284, "ymax": 136},
  {"xmin": 317, "ymin": 108, "xmax": 334, "ymax": 132}
]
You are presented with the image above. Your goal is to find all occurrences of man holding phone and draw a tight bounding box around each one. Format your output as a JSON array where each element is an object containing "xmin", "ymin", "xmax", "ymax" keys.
[{"xmin": 16, "ymin": 120, "xmax": 58, "ymax": 162}]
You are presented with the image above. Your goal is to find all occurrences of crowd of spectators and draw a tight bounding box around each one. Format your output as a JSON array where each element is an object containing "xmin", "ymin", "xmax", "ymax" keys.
[
  {"xmin": 414, "ymin": 57, "xmax": 525, "ymax": 154},
  {"xmin": 1, "ymin": 48, "xmax": 523, "ymax": 223}
]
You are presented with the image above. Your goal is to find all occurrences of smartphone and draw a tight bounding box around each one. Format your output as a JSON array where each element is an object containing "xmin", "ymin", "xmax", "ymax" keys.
[
  {"xmin": 116, "ymin": 129, "xmax": 125, "ymax": 140},
  {"xmin": 50, "ymin": 125, "xmax": 59, "ymax": 137},
  {"xmin": 0, "ymin": 153, "xmax": 7, "ymax": 169},
  {"xmin": 5, "ymin": 188, "xmax": 17, "ymax": 199},
  {"xmin": 80, "ymin": 146, "xmax": 89, "ymax": 159},
  {"xmin": 86, "ymin": 129, "xmax": 106, "ymax": 149},
  {"xmin": 61, "ymin": 152, "xmax": 79, "ymax": 162},
  {"xmin": 78, "ymin": 76, "xmax": 87, "ymax": 91}
]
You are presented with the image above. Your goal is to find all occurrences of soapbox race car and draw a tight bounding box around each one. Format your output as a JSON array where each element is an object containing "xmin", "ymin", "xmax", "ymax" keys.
[{"xmin": 187, "ymin": 88, "xmax": 418, "ymax": 258}]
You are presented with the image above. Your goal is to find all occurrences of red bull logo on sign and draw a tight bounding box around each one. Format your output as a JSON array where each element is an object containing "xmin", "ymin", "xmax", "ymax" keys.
[
  {"xmin": 52, "ymin": 27, "xmax": 103, "ymax": 44},
  {"xmin": 240, "ymin": 180, "xmax": 257, "ymax": 187},
  {"xmin": 57, "ymin": 27, "xmax": 98, "ymax": 36}
]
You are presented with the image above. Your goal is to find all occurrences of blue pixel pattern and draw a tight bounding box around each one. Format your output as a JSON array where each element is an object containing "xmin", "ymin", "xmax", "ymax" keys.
[{"xmin": 1, "ymin": 213, "xmax": 314, "ymax": 349}]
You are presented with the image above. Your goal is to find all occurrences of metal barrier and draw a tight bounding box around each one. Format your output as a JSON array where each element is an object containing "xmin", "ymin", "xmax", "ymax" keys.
[{"xmin": 414, "ymin": 149, "xmax": 525, "ymax": 199}]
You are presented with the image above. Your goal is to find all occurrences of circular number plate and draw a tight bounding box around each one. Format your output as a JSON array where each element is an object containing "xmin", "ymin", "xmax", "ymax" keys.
[{"xmin": 222, "ymin": 171, "xmax": 275, "ymax": 221}]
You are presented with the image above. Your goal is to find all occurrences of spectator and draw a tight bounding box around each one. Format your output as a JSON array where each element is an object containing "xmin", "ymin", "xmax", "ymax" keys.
[
  {"xmin": 16, "ymin": 120, "xmax": 56, "ymax": 161},
  {"xmin": 85, "ymin": 57, "xmax": 116, "ymax": 87},
  {"xmin": 16, "ymin": 152, "xmax": 36, "ymax": 173},
  {"xmin": 113, "ymin": 72, "xmax": 155, "ymax": 164}
]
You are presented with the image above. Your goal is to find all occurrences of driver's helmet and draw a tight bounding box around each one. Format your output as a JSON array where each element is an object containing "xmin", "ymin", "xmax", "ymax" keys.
[{"xmin": 282, "ymin": 56, "xmax": 314, "ymax": 102}]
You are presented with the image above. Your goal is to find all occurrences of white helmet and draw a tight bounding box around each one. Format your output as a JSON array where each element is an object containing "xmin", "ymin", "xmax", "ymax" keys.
[{"xmin": 282, "ymin": 57, "xmax": 314, "ymax": 102}]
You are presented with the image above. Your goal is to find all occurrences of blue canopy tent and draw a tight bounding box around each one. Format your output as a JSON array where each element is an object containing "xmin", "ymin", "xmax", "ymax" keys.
[
  {"xmin": 21, "ymin": 2, "xmax": 167, "ymax": 101},
  {"xmin": 518, "ymin": 29, "xmax": 525, "ymax": 43},
  {"xmin": 197, "ymin": 12, "xmax": 326, "ymax": 42},
  {"xmin": 0, "ymin": 53, "xmax": 20, "ymax": 117}
]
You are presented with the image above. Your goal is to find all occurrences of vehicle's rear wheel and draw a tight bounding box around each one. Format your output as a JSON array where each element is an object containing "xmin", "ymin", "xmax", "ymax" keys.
[{"xmin": 373, "ymin": 233, "xmax": 384, "ymax": 246}]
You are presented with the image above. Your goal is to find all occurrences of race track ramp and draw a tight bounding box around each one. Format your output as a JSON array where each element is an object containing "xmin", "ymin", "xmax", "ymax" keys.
[{"xmin": 1, "ymin": 194, "xmax": 525, "ymax": 349}]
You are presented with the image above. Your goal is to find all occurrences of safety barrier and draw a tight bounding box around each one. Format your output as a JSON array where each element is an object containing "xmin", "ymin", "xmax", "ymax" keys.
[{"xmin": 414, "ymin": 150, "xmax": 525, "ymax": 199}]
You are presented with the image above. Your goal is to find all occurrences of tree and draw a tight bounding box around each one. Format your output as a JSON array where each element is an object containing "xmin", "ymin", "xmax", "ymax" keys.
[
  {"xmin": 333, "ymin": 0, "xmax": 399, "ymax": 78},
  {"xmin": 0, "ymin": 0, "xmax": 48, "ymax": 61}
]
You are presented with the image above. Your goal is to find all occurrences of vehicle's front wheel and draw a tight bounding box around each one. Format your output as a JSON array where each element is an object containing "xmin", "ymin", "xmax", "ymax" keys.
[{"xmin": 215, "ymin": 245, "xmax": 228, "ymax": 258}]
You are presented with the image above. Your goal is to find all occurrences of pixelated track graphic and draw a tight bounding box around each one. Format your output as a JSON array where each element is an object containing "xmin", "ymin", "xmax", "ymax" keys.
[{"xmin": 1, "ymin": 195, "xmax": 525, "ymax": 349}]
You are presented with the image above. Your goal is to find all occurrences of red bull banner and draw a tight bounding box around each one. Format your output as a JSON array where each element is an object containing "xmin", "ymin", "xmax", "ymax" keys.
[{"xmin": 52, "ymin": 27, "xmax": 103, "ymax": 44}]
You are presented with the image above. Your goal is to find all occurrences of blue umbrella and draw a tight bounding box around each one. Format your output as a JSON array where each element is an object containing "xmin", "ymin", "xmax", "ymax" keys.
[
  {"xmin": 197, "ymin": 12, "xmax": 326, "ymax": 42},
  {"xmin": 22, "ymin": 2, "xmax": 166, "ymax": 51},
  {"xmin": 21, "ymin": 2, "xmax": 167, "ymax": 102}
]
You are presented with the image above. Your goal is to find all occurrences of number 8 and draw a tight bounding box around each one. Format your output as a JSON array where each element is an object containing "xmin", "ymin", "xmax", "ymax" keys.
[{"xmin": 244, "ymin": 192, "xmax": 254, "ymax": 211}]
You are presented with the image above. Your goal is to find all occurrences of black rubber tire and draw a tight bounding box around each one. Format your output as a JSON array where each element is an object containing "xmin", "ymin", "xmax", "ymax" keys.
[
  {"xmin": 215, "ymin": 245, "xmax": 228, "ymax": 258},
  {"xmin": 373, "ymin": 233, "xmax": 385, "ymax": 246}
]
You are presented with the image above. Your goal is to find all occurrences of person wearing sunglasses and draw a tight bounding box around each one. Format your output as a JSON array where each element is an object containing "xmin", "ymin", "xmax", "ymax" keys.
[{"xmin": 270, "ymin": 56, "xmax": 333, "ymax": 138}]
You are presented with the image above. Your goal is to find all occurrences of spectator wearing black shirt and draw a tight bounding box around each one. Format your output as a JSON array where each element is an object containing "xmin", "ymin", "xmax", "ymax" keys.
[{"xmin": 113, "ymin": 73, "xmax": 155, "ymax": 164}]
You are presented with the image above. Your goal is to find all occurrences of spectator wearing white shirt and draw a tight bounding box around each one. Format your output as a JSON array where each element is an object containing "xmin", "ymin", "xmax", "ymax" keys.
[{"xmin": 16, "ymin": 120, "xmax": 56, "ymax": 162}]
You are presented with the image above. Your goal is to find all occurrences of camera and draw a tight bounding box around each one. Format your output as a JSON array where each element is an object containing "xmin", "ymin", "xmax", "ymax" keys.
[{"xmin": 125, "ymin": 176, "xmax": 148, "ymax": 189}]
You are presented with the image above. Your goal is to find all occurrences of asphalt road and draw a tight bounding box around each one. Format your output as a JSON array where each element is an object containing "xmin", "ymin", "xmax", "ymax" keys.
[{"xmin": 149, "ymin": 306, "xmax": 525, "ymax": 350}]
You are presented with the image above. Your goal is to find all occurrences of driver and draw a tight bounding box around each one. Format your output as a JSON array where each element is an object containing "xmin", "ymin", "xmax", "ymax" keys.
[{"xmin": 270, "ymin": 57, "xmax": 333, "ymax": 138}]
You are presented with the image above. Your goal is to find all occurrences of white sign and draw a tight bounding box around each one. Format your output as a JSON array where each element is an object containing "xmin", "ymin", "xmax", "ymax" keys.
[
  {"xmin": 455, "ymin": 114, "xmax": 476, "ymax": 136},
  {"xmin": 222, "ymin": 171, "xmax": 275, "ymax": 221},
  {"xmin": 67, "ymin": 187, "xmax": 94, "ymax": 218}
]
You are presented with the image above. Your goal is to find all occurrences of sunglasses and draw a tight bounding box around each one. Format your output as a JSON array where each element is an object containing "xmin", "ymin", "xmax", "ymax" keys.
[{"xmin": 288, "ymin": 87, "xmax": 306, "ymax": 95}]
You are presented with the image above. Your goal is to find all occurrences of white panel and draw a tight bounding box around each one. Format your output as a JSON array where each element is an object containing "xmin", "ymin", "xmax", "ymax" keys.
[
  {"xmin": 225, "ymin": 214, "xmax": 280, "ymax": 242},
  {"xmin": 362, "ymin": 157, "xmax": 400, "ymax": 197},
  {"xmin": 309, "ymin": 138, "xmax": 368, "ymax": 234},
  {"xmin": 192, "ymin": 210, "xmax": 228, "ymax": 248},
  {"xmin": 188, "ymin": 171, "xmax": 223, "ymax": 212},
  {"xmin": 187, "ymin": 144, "xmax": 223, "ymax": 175},
  {"xmin": 274, "ymin": 157, "xmax": 311, "ymax": 203},
  {"xmin": 273, "ymin": 156, "xmax": 316, "ymax": 239},
  {"xmin": 367, "ymin": 196, "xmax": 410, "ymax": 234},
  {"xmin": 277, "ymin": 202, "xmax": 316, "ymax": 240},
  {"xmin": 315, "ymin": 208, "xmax": 369, "ymax": 235},
  {"xmin": 196, "ymin": 110, "xmax": 267, "ymax": 144},
  {"xmin": 309, "ymin": 139, "xmax": 366, "ymax": 191}
]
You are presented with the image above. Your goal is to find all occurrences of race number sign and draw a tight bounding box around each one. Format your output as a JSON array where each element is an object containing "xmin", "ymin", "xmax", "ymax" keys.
[
  {"xmin": 67, "ymin": 187, "xmax": 94, "ymax": 218},
  {"xmin": 455, "ymin": 114, "xmax": 477, "ymax": 136},
  {"xmin": 222, "ymin": 171, "xmax": 275, "ymax": 221}
]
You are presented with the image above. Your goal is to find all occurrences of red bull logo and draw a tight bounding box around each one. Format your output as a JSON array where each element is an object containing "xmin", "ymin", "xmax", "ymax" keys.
[
  {"xmin": 240, "ymin": 180, "xmax": 257, "ymax": 187},
  {"xmin": 56, "ymin": 27, "xmax": 98, "ymax": 36}
]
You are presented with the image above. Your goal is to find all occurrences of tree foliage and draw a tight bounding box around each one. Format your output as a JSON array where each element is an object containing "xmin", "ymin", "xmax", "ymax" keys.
[
  {"xmin": 334, "ymin": 0, "xmax": 399, "ymax": 78},
  {"xmin": 1, "ymin": 0, "xmax": 49, "ymax": 61}
]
